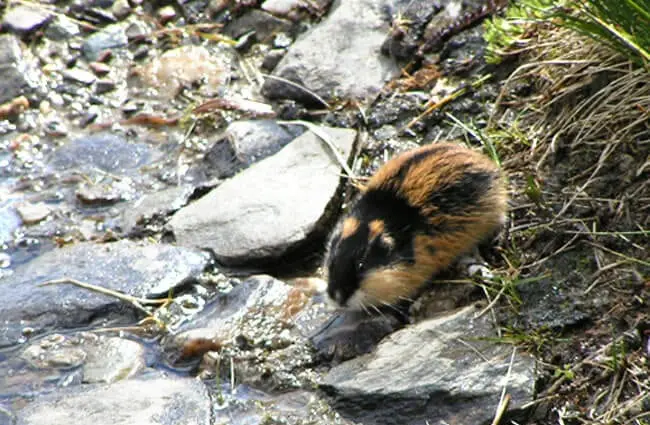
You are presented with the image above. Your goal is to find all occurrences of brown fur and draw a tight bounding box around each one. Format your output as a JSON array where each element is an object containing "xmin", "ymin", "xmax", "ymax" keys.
[
  {"xmin": 340, "ymin": 217, "xmax": 360, "ymax": 239},
  {"xmin": 368, "ymin": 219, "xmax": 385, "ymax": 240},
  {"xmin": 328, "ymin": 141, "xmax": 508, "ymax": 309}
]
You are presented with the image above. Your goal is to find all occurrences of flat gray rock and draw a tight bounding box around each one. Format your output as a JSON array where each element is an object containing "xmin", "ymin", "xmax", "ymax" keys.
[
  {"xmin": 15, "ymin": 375, "xmax": 211, "ymax": 425},
  {"xmin": 2, "ymin": 5, "xmax": 51, "ymax": 33},
  {"xmin": 0, "ymin": 35, "xmax": 44, "ymax": 104},
  {"xmin": 321, "ymin": 305, "xmax": 536, "ymax": 425},
  {"xmin": 82, "ymin": 24, "xmax": 128, "ymax": 61},
  {"xmin": 49, "ymin": 132, "xmax": 153, "ymax": 175},
  {"xmin": 262, "ymin": 0, "xmax": 400, "ymax": 104},
  {"xmin": 202, "ymin": 119, "xmax": 303, "ymax": 179},
  {"xmin": 0, "ymin": 240, "xmax": 209, "ymax": 348},
  {"xmin": 169, "ymin": 125, "xmax": 356, "ymax": 266}
]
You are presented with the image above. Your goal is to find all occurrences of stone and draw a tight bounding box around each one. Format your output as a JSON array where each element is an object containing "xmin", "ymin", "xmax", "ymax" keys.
[
  {"xmin": 136, "ymin": 45, "xmax": 229, "ymax": 99},
  {"xmin": 0, "ymin": 203, "xmax": 22, "ymax": 244},
  {"xmin": 202, "ymin": 119, "xmax": 302, "ymax": 179},
  {"xmin": 62, "ymin": 68, "xmax": 97, "ymax": 85},
  {"xmin": 166, "ymin": 275, "xmax": 320, "ymax": 391},
  {"xmin": 0, "ymin": 35, "xmax": 44, "ymax": 104},
  {"xmin": 75, "ymin": 182, "xmax": 127, "ymax": 205},
  {"xmin": 121, "ymin": 185, "xmax": 194, "ymax": 234},
  {"xmin": 15, "ymin": 202, "xmax": 51, "ymax": 225},
  {"xmin": 80, "ymin": 334, "xmax": 146, "ymax": 383},
  {"xmin": 224, "ymin": 9, "xmax": 293, "ymax": 43},
  {"xmin": 2, "ymin": 5, "xmax": 51, "ymax": 33},
  {"xmin": 320, "ymin": 305, "xmax": 536, "ymax": 425},
  {"xmin": 309, "ymin": 311, "xmax": 403, "ymax": 363},
  {"xmin": 169, "ymin": 126, "xmax": 356, "ymax": 266},
  {"xmin": 81, "ymin": 24, "xmax": 128, "ymax": 61},
  {"xmin": 15, "ymin": 375, "xmax": 211, "ymax": 425},
  {"xmin": 44, "ymin": 16, "xmax": 81, "ymax": 40},
  {"xmin": 0, "ymin": 240, "xmax": 209, "ymax": 348},
  {"xmin": 262, "ymin": 0, "xmax": 400, "ymax": 105},
  {"xmin": 95, "ymin": 79, "xmax": 116, "ymax": 94},
  {"xmin": 48, "ymin": 132, "xmax": 153, "ymax": 175}
]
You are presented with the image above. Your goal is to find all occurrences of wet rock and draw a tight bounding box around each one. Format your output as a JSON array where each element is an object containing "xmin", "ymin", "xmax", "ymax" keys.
[
  {"xmin": 48, "ymin": 132, "xmax": 153, "ymax": 175},
  {"xmin": 62, "ymin": 68, "xmax": 97, "ymax": 85},
  {"xmin": 45, "ymin": 16, "xmax": 81, "ymax": 40},
  {"xmin": 15, "ymin": 374, "xmax": 211, "ymax": 425},
  {"xmin": 76, "ymin": 182, "xmax": 127, "ymax": 205},
  {"xmin": 261, "ymin": 49, "xmax": 286, "ymax": 71},
  {"xmin": 0, "ymin": 240, "xmax": 209, "ymax": 348},
  {"xmin": 321, "ymin": 305, "xmax": 536, "ymax": 425},
  {"xmin": 15, "ymin": 202, "xmax": 51, "ymax": 225},
  {"xmin": 202, "ymin": 120, "xmax": 302, "ymax": 179},
  {"xmin": 211, "ymin": 387, "xmax": 350, "ymax": 425},
  {"xmin": 111, "ymin": 0, "xmax": 132, "ymax": 19},
  {"xmin": 262, "ymin": 0, "xmax": 399, "ymax": 105},
  {"xmin": 78, "ymin": 333, "xmax": 146, "ymax": 383},
  {"xmin": 0, "ymin": 203, "xmax": 22, "ymax": 243},
  {"xmin": 2, "ymin": 5, "xmax": 52, "ymax": 33},
  {"xmin": 261, "ymin": 0, "xmax": 333, "ymax": 19},
  {"xmin": 170, "ymin": 126, "xmax": 356, "ymax": 266},
  {"xmin": 0, "ymin": 35, "xmax": 44, "ymax": 104},
  {"xmin": 81, "ymin": 24, "xmax": 128, "ymax": 61},
  {"xmin": 224, "ymin": 9, "xmax": 293, "ymax": 43},
  {"xmin": 166, "ymin": 275, "xmax": 320, "ymax": 390},
  {"xmin": 121, "ymin": 185, "xmax": 194, "ymax": 234},
  {"xmin": 136, "ymin": 45, "xmax": 229, "ymax": 99},
  {"xmin": 95, "ymin": 79, "xmax": 116, "ymax": 94},
  {"xmin": 310, "ymin": 311, "xmax": 403, "ymax": 363}
]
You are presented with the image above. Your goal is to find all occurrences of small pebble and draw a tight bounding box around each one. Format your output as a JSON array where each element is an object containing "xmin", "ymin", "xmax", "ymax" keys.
[
  {"xmin": 157, "ymin": 6, "xmax": 176, "ymax": 23},
  {"xmin": 62, "ymin": 68, "xmax": 97, "ymax": 85},
  {"xmin": 95, "ymin": 79, "xmax": 117, "ymax": 94},
  {"xmin": 89, "ymin": 62, "xmax": 111, "ymax": 76},
  {"xmin": 16, "ymin": 202, "xmax": 52, "ymax": 225}
]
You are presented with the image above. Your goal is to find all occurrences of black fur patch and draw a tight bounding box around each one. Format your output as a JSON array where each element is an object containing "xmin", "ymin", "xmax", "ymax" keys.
[{"xmin": 428, "ymin": 171, "xmax": 495, "ymax": 214}]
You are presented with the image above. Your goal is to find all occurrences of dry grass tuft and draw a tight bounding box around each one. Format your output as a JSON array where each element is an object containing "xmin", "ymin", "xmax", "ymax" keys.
[{"xmin": 484, "ymin": 22, "xmax": 649, "ymax": 425}]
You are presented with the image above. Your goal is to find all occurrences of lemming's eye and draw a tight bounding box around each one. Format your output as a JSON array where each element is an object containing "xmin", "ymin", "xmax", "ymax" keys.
[{"xmin": 357, "ymin": 261, "xmax": 365, "ymax": 271}]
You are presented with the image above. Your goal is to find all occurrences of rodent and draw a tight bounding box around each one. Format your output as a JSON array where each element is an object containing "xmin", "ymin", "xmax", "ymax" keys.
[{"xmin": 323, "ymin": 142, "xmax": 508, "ymax": 311}]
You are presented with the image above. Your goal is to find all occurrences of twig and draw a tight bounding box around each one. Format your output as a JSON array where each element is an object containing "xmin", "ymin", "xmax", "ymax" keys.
[{"xmin": 40, "ymin": 278, "xmax": 166, "ymax": 315}]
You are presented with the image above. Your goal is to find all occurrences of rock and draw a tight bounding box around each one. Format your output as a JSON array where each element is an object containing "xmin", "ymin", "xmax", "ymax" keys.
[
  {"xmin": 165, "ymin": 275, "xmax": 320, "ymax": 390},
  {"xmin": 62, "ymin": 68, "xmax": 97, "ymax": 85},
  {"xmin": 78, "ymin": 333, "xmax": 146, "ymax": 383},
  {"xmin": 261, "ymin": 0, "xmax": 333, "ymax": 19},
  {"xmin": 111, "ymin": 0, "xmax": 132, "ymax": 19},
  {"xmin": 2, "ymin": 5, "xmax": 52, "ymax": 33},
  {"xmin": 211, "ymin": 387, "xmax": 351, "ymax": 425},
  {"xmin": 15, "ymin": 375, "xmax": 211, "ymax": 425},
  {"xmin": 0, "ymin": 240, "xmax": 209, "ymax": 348},
  {"xmin": 15, "ymin": 202, "xmax": 51, "ymax": 225},
  {"xmin": 261, "ymin": 49, "xmax": 286, "ymax": 71},
  {"xmin": 44, "ymin": 16, "xmax": 81, "ymax": 40},
  {"xmin": 81, "ymin": 24, "xmax": 128, "ymax": 61},
  {"xmin": 136, "ymin": 45, "xmax": 229, "ymax": 99},
  {"xmin": 0, "ymin": 35, "xmax": 44, "ymax": 104},
  {"xmin": 224, "ymin": 9, "xmax": 293, "ymax": 43},
  {"xmin": 262, "ymin": 0, "xmax": 400, "ymax": 105},
  {"xmin": 95, "ymin": 79, "xmax": 116, "ymax": 94},
  {"xmin": 320, "ymin": 305, "xmax": 536, "ymax": 425},
  {"xmin": 75, "ymin": 182, "xmax": 126, "ymax": 205},
  {"xmin": 121, "ymin": 185, "xmax": 194, "ymax": 234},
  {"xmin": 0, "ymin": 203, "xmax": 22, "ymax": 243},
  {"xmin": 48, "ymin": 132, "xmax": 153, "ymax": 175},
  {"xmin": 169, "ymin": 126, "xmax": 356, "ymax": 266},
  {"xmin": 309, "ymin": 311, "xmax": 403, "ymax": 363},
  {"xmin": 202, "ymin": 120, "xmax": 302, "ymax": 179}
]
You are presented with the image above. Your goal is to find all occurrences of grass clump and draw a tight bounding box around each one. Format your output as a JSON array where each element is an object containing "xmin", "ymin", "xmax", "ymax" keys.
[{"xmin": 560, "ymin": 0, "xmax": 650, "ymax": 66}]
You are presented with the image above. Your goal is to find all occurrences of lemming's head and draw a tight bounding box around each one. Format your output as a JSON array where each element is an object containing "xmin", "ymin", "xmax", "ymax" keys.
[{"xmin": 324, "ymin": 216, "xmax": 397, "ymax": 310}]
